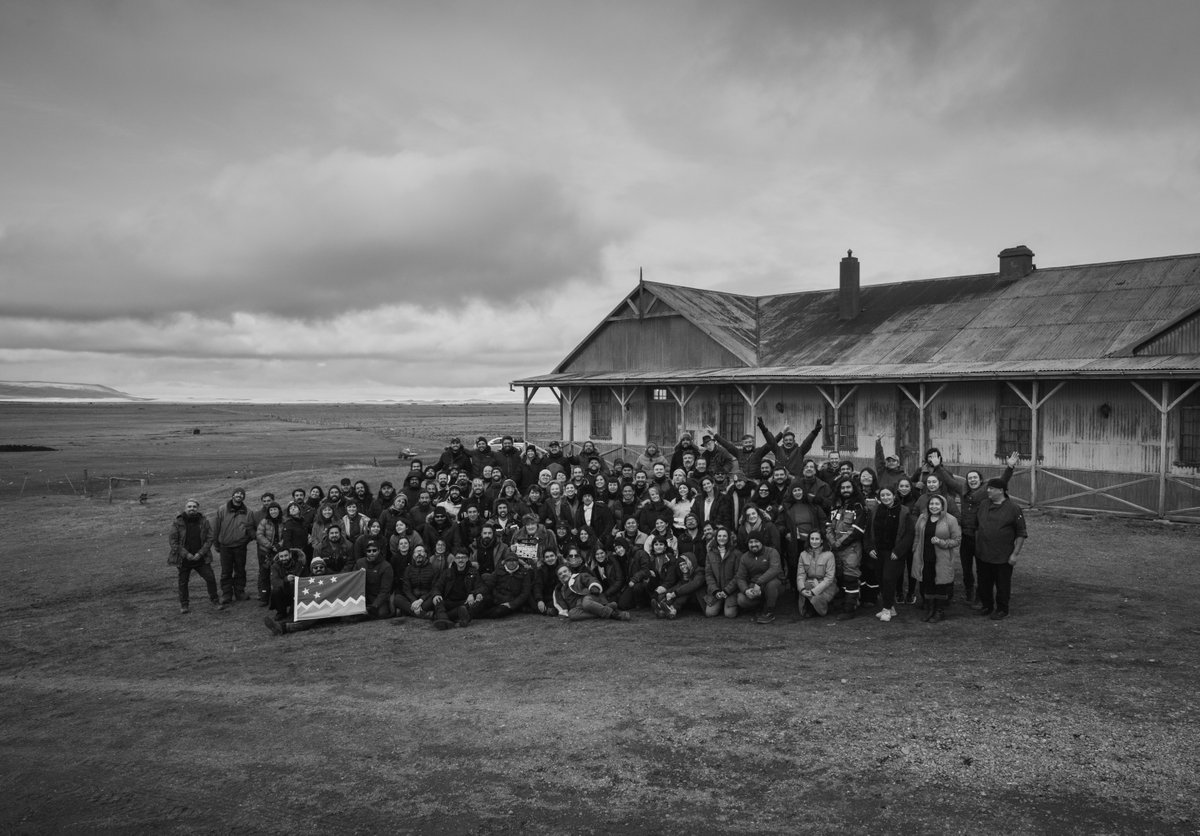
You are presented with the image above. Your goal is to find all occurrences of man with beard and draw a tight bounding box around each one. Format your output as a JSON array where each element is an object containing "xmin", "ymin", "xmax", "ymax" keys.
[
  {"xmin": 168, "ymin": 499, "xmax": 224, "ymax": 614},
  {"xmin": 493, "ymin": 435, "xmax": 524, "ymax": 480},
  {"xmin": 472, "ymin": 523, "xmax": 512, "ymax": 575},
  {"xmin": 432, "ymin": 549, "xmax": 478, "ymax": 629},
  {"xmin": 212, "ymin": 487, "xmax": 254, "ymax": 603},
  {"xmin": 315, "ymin": 525, "xmax": 354, "ymax": 573},
  {"xmin": 468, "ymin": 435, "xmax": 501, "ymax": 478},
  {"xmin": 756, "ymin": 417, "xmax": 823, "ymax": 477},
  {"xmin": 470, "ymin": 553, "xmax": 532, "ymax": 619},
  {"xmin": 735, "ymin": 534, "xmax": 783, "ymax": 624},
  {"xmin": 828, "ymin": 476, "xmax": 868, "ymax": 619},
  {"xmin": 438, "ymin": 437, "xmax": 473, "ymax": 474}
]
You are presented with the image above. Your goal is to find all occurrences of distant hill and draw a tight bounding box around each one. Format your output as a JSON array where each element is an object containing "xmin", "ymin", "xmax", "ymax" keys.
[{"xmin": 0, "ymin": 381, "xmax": 149, "ymax": 401}]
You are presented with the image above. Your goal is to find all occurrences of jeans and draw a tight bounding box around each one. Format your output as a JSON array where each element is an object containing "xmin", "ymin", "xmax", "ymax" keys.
[
  {"xmin": 218, "ymin": 544, "xmax": 249, "ymax": 598},
  {"xmin": 178, "ymin": 562, "xmax": 219, "ymax": 606}
]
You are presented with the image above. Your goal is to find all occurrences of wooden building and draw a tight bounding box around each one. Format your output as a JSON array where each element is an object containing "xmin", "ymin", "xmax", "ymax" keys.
[{"xmin": 513, "ymin": 246, "xmax": 1200, "ymax": 521}]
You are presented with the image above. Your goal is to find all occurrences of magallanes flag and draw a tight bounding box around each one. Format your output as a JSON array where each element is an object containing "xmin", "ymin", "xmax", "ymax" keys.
[{"xmin": 293, "ymin": 569, "xmax": 367, "ymax": 622}]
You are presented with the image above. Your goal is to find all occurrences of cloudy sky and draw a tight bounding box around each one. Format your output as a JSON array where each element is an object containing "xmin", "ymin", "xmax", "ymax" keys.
[{"xmin": 2, "ymin": 0, "xmax": 1198, "ymax": 401}]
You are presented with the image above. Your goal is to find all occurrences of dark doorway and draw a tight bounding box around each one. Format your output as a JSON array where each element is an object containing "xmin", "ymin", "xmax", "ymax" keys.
[{"xmin": 647, "ymin": 388, "xmax": 677, "ymax": 447}]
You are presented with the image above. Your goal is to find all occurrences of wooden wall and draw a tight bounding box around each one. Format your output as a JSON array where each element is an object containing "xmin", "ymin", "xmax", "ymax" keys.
[
  {"xmin": 556, "ymin": 376, "xmax": 1200, "ymax": 518},
  {"xmin": 561, "ymin": 317, "xmax": 747, "ymax": 373}
]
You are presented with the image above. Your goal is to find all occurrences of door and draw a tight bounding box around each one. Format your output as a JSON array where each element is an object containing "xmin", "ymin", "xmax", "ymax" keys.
[
  {"xmin": 896, "ymin": 392, "xmax": 928, "ymax": 475},
  {"xmin": 647, "ymin": 388, "xmax": 678, "ymax": 447}
]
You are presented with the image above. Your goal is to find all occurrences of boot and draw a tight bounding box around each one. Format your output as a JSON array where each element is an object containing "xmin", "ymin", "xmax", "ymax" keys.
[
  {"xmin": 964, "ymin": 583, "xmax": 975, "ymax": 605},
  {"xmin": 837, "ymin": 593, "xmax": 859, "ymax": 620},
  {"xmin": 930, "ymin": 603, "xmax": 946, "ymax": 623},
  {"xmin": 923, "ymin": 597, "xmax": 936, "ymax": 622}
]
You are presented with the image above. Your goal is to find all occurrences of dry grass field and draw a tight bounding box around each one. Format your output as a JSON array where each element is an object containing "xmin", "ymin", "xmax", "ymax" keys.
[{"xmin": 2, "ymin": 403, "xmax": 1199, "ymax": 835}]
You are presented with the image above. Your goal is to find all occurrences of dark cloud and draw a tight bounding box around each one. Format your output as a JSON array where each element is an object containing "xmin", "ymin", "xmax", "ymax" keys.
[{"xmin": 0, "ymin": 149, "xmax": 617, "ymax": 321}]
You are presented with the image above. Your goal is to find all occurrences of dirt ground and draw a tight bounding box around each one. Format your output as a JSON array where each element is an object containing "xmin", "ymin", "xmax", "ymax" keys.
[{"xmin": 2, "ymin": 405, "xmax": 1199, "ymax": 834}]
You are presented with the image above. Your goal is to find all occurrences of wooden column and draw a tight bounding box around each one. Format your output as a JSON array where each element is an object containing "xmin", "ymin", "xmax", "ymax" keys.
[
  {"xmin": 1132, "ymin": 380, "xmax": 1200, "ymax": 517},
  {"xmin": 521, "ymin": 386, "xmax": 539, "ymax": 448},
  {"xmin": 1005, "ymin": 380, "xmax": 1065, "ymax": 508},
  {"xmin": 734, "ymin": 384, "xmax": 771, "ymax": 429},
  {"xmin": 815, "ymin": 384, "xmax": 859, "ymax": 452},
  {"xmin": 549, "ymin": 386, "xmax": 565, "ymax": 440},
  {"xmin": 610, "ymin": 386, "xmax": 636, "ymax": 460},
  {"xmin": 668, "ymin": 385, "xmax": 698, "ymax": 439},
  {"xmin": 561, "ymin": 387, "xmax": 581, "ymax": 453},
  {"xmin": 898, "ymin": 382, "xmax": 948, "ymax": 462}
]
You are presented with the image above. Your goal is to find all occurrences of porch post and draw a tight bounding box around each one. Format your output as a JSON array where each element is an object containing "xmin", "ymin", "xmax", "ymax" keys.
[
  {"xmin": 1030, "ymin": 380, "xmax": 1040, "ymax": 507},
  {"xmin": 522, "ymin": 386, "xmax": 538, "ymax": 448}
]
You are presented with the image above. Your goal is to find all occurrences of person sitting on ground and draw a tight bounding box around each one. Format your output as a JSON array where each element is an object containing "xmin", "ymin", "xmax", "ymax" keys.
[
  {"xmin": 353, "ymin": 542, "xmax": 393, "ymax": 620},
  {"xmin": 552, "ymin": 563, "xmax": 631, "ymax": 621},
  {"xmin": 651, "ymin": 538, "xmax": 705, "ymax": 619},
  {"xmin": 532, "ymin": 549, "xmax": 563, "ymax": 615},
  {"xmin": 797, "ymin": 531, "xmax": 838, "ymax": 618},
  {"xmin": 168, "ymin": 498, "xmax": 224, "ymax": 614},
  {"xmin": 431, "ymin": 549, "xmax": 477, "ymax": 629},
  {"xmin": 265, "ymin": 547, "xmax": 307, "ymax": 623},
  {"xmin": 735, "ymin": 534, "xmax": 783, "ymax": 624},
  {"xmin": 703, "ymin": 526, "xmax": 741, "ymax": 618},
  {"xmin": 469, "ymin": 552, "xmax": 532, "ymax": 620},
  {"xmin": 395, "ymin": 544, "xmax": 440, "ymax": 621}
]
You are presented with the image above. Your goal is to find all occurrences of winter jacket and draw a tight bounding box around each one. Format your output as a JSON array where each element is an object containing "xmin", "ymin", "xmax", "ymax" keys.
[
  {"xmin": 168, "ymin": 513, "xmax": 214, "ymax": 565},
  {"xmin": 735, "ymin": 546, "xmax": 783, "ymax": 591},
  {"xmin": 588, "ymin": 557, "xmax": 624, "ymax": 600},
  {"xmin": 354, "ymin": 555, "xmax": 394, "ymax": 614},
  {"xmin": 212, "ymin": 500, "xmax": 253, "ymax": 548},
  {"xmin": 704, "ymin": 544, "xmax": 741, "ymax": 598},
  {"xmin": 911, "ymin": 512, "xmax": 962, "ymax": 586},
  {"xmin": 400, "ymin": 561, "xmax": 440, "ymax": 606},
  {"xmin": 482, "ymin": 563, "xmax": 533, "ymax": 609}
]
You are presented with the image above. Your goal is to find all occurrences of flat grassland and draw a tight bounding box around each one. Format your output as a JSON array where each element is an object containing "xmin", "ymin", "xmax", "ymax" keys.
[{"xmin": 1, "ymin": 403, "xmax": 1198, "ymax": 835}]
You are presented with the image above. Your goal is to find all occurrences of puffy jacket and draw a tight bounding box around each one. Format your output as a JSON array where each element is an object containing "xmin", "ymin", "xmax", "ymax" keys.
[
  {"xmin": 704, "ymin": 544, "xmax": 741, "ymax": 597},
  {"xmin": 482, "ymin": 564, "xmax": 533, "ymax": 609},
  {"xmin": 911, "ymin": 512, "xmax": 962, "ymax": 586},
  {"xmin": 736, "ymin": 547, "xmax": 783, "ymax": 590}
]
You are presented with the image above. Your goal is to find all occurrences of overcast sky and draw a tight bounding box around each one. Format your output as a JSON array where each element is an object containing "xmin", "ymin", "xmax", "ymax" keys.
[{"xmin": 2, "ymin": 0, "xmax": 1198, "ymax": 401}]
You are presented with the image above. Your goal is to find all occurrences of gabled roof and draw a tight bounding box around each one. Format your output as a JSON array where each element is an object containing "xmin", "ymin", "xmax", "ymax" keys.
[
  {"xmin": 552, "ymin": 280, "xmax": 758, "ymax": 372},
  {"xmin": 518, "ymin": 251, "xmax": 1200, "ymax": 387}
]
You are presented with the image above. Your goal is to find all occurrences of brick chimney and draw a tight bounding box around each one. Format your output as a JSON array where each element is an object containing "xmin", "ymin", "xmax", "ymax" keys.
[
  {"xmin": 839, "ymin": 249, "xmax": 860, "ymax": 320},
  {"xmin": 998, "ymin": 245, "xmax": 1035, "ymax": 280}
]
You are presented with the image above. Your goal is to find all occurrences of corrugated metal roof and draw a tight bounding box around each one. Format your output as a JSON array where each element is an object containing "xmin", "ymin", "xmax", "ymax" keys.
[
  {"xmin": 514, "ymin": 354, "xmax": 1200, "ymax": 387},
  {"xmin": 520, "ymin": 251, "xmax": 1200, "ymax": 386}
]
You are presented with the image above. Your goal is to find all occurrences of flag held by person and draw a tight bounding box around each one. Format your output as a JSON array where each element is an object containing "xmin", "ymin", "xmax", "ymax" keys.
[{"xmin": 293, "ymin": 569, "xmax": 367, "ymax": 622}]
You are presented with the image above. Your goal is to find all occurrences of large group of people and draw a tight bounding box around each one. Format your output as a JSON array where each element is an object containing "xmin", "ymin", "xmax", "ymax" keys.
[{"xmin": 166, "ymin": 418, "xmax": 1028, "ymax": 636}]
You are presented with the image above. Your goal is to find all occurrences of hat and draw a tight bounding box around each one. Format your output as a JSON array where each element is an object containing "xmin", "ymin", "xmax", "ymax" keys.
[
  {"xmin": 450, "ymin": 436, "xmax": 461, "ymax": 444},
  {"xmin": 309, "ymin": 557, "xmax": 327, "ymax": 572},
  {"xmin": 885, "ymin": 453, "xmax": 899, "ymax": 462},
  {"xmin": 365, "ymin": 543, "xmax": 381, "ymax": 553},
  {"xmin": 477, "ymin": 435, "xmax": 489, "ymax": 443},
  {"xmin": 549, "ymin": 440, "xmax": 561, "ymax": 447},
  {"xmin": 701, "ymin": 434, "xmax": 713, "ymax": 442},
  {"xmin": 986, "ymin": 477, "xmax": 1007, "ymax": 489}
]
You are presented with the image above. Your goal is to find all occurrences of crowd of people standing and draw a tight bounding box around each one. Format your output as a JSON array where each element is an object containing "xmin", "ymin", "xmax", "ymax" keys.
[{"xmin": 167, "ymin": 418, "xmax": 1028, "ymax": 634}]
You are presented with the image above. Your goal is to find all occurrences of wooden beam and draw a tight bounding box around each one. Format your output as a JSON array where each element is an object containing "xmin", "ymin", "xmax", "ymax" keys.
[
  {"xmin": 610, "ymin": 386, "xmax": 635, "ymax": 461},
  {"xmin": 1131, "ymin": 380, "xmax": 1200, "ymax": 517}
]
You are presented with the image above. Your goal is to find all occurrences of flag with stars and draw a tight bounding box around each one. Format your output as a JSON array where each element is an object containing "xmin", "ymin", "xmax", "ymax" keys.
[{"xmin": 293, "ymin": 569, "xmax": 367, "ymax": 622}]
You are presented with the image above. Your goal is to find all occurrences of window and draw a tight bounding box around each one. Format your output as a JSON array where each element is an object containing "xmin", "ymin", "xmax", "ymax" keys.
[
  {"xmin": 718, "ymin": 387, "xmax": 745, "ymax": 442},
  {"xmin": 590, "ymin": 388, "xmax": 613, "ymax": 440},
  {"xmin": 651, "ymin": 388, "xmax": 669, "ymax": 401},
  {"xmin": 997, "ymin": 384, "xmax": 1035, "ymax": 458},
  {"xmin": 1181, "ymin": 385, "xmax": 1200, "ymax": 465},
  {"xmin": 823, "ymin": 395, "xmax": 858, "ymax": 452}
]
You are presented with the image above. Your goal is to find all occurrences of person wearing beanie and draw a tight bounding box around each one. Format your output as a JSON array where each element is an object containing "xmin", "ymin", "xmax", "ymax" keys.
[
  {"xmin": 735, "ymin": 535, "xmax": 783, "ymax": 624},
  {"xmin": 266, "ymin": 547, "xmax": 307, "ymax": 623},
  {"xmin": 212, "ymin": 487, "xmax": 254, "ymax": 603},
  {"xmin": 467, "ymin": 435, "xmax": 500, "ymax": 478},
  {"xmin": 168, "ymin": 499, "xmax": 224, "ymax": 614},
  {"xmin": 470, "ymin": 553, "xmax": 533, "ymax": 619}
]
